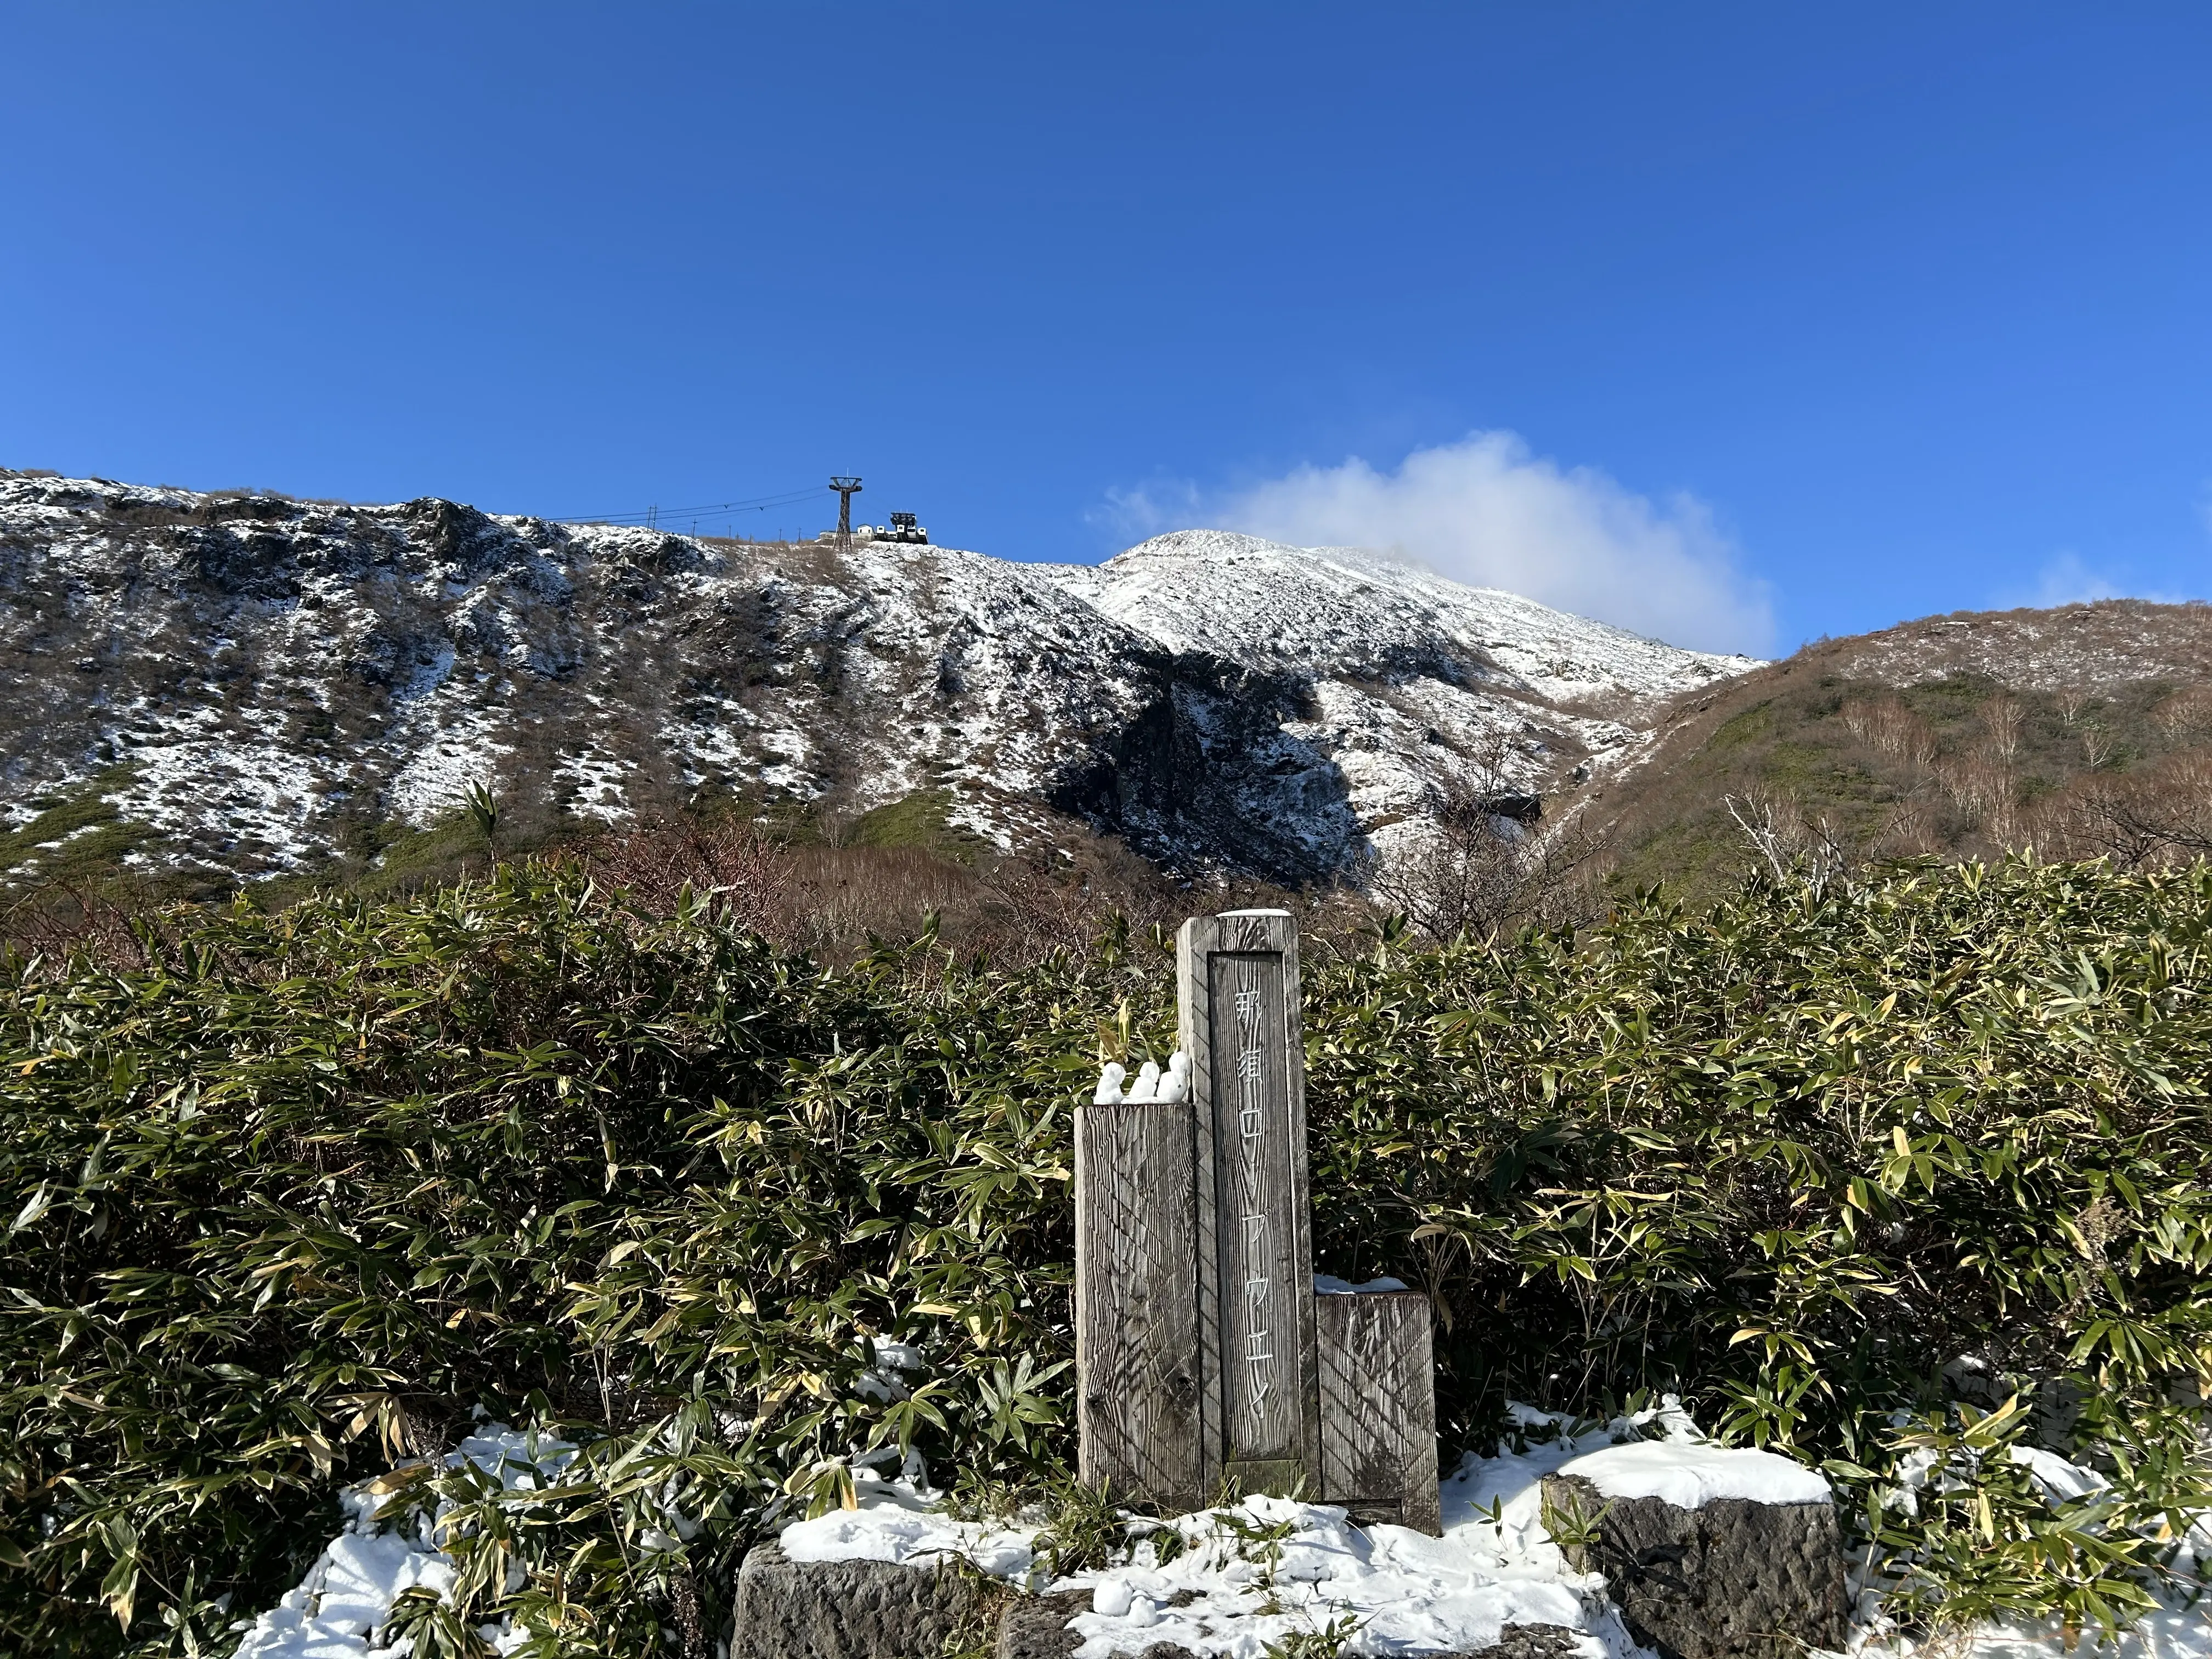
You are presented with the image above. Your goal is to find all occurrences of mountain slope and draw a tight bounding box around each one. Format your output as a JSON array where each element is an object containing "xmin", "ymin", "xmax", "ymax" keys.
[
  {"xmin": 1583, "ymin": 599, "xmax": 2212, "ymax": 899},
  {"xmin": 1042, "ymin": 530, "xmax": 1756, "ymax": 865},
  {"xmin": 0, "ymin": 471, "xmax": 1758, "ymax": 892}
]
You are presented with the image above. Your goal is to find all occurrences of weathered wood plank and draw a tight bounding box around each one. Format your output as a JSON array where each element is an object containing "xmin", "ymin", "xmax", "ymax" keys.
[
  {"xmin": 1317, "ymin": 1289, "xmax": 1441, "ymax": 1534},
  {"xmin": 1180, "ymin": 909, "xmax": 1321, "ymax": 1499},
  {"xmin": 1208, "ymin": 949, "xmax": 1301, "ymax": 1469},
  {"xmin": 1179, "ymin": 915, "xmax": 1225, "ymax": 1481},
  {"xmin": 1083, "ymin": 906, "xmax": 1433, "ymax": 1524},
  {"xmin": 1073, "ymin": 1098, "xmax": 1204, "ymax": 1511}
]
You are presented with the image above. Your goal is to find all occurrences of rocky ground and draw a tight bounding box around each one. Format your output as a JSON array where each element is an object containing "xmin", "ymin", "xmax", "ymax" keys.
[{"xmin": 0, "ymin": 471, "xmax": 1752, "ymax": 891}]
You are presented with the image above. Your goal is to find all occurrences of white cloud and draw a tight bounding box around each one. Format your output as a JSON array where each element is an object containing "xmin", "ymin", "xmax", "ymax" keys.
[
  {"xmin": 2017, "ymin": 551, "xmax": 2124, "ymax": 608},
  {"xmin": 2001, "ymin": 551, "xmax": 2194, "ymax": 610},
  {"xmin": 1105, "ymin": 432, "xmax": 1775, "ymax": 656}
]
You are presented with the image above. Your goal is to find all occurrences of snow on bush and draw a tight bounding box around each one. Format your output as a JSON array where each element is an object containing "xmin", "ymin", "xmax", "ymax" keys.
[{"xmin": 229, "ymin": 1426, "xmax": 574, "ymax": 1659}]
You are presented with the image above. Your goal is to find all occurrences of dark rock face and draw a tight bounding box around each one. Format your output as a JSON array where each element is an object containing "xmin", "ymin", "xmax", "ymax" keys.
[
  {"xmin": 997, "ymin": 1590, "xmax": 1120, "ymax": 1659},
  {"xmin": 1046, "ymin": 661, "xmax": 1359, "ymax": 886},
  {"xmin": 1541, "ymin": 1474, "xmax": 1848, "ymax": 1659},
  {"xmin": 1483, "ymin": 1628, "xmax": 1593, "ymax": 1659},
  {"xmin": 730, "ymin": 1542, "xmax": 991, "ymax": 1659}
]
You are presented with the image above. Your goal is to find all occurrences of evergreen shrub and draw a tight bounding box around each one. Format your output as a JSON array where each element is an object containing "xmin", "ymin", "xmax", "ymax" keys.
[{"xmin": 2, "ymin": 859, "xmax": 2208, "ymax": 1655}]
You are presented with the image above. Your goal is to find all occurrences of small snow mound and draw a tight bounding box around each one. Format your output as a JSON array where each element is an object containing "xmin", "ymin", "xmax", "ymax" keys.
[
  {"xmin": 1054, "ymin": 1493, "xmax": 1606, "ymax": 1659},
  {"xmin": 1554, "ymin": 1441, "xmax": 1830, "ymax": 1509},
  {"xmin": 778, "ymin": 1470, "xmax": 1034, "ymax": 1579}
]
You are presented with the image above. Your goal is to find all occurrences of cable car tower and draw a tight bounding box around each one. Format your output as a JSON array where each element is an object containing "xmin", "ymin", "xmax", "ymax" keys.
[{"xmin": 830, "ymin": 476, "xmax": 863, "ymax": 553}]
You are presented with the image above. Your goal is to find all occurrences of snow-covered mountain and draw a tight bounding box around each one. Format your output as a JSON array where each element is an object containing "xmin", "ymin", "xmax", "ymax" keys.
[{"xmin": 0, "ymin": 473, "xmax": 1758, "ymax": 888}]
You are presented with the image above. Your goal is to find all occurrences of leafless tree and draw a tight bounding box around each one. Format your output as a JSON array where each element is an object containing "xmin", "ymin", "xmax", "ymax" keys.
[
  {"xmin": 1370, "ymin": 787, "xmax": 1609, "ymax": 943},
  {"xmin": 2155, "ymin": 686, "xmax": 2212, "ymax": 745},
  {"xmin": 2038, "ymin": 751, "xmax": 2212, "ymax": 869},
  {"xmin": 1839, "ymin": 695, "xmax": 1937, "ymax": 768},
  {"xmin": 1725, "ymin": 791, "xmax": 1850, "ymax": 893},
  {"xmin": 1982, "ymin": 695, "xmax": 2023, "ymax": 763},
  {"xmin": 1933, "ymin": 755, "xmax": 2009, "ymax": 819}
]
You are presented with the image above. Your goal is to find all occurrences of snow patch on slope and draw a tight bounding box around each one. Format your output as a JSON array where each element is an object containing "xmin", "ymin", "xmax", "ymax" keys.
[
  {"xmin": 1041, "ymin": 531, "xmax": 1756, "ymax": 704},
  {"xmin": 2, "ymin": 475, "xmax": 1765, "ymax": 887}
]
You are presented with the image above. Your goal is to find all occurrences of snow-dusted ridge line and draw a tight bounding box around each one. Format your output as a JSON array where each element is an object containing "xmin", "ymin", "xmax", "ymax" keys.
[
  {"xmin": 0, "ymin": 475, "xmax": 1763, "ymax": 887},
  {"xmin": 1039, "ymin": 529, "xmax": 1758, "ymax": 707}
]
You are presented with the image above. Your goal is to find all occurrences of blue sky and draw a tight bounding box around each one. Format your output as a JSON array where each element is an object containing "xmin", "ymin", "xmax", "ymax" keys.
[{"xmin": 5, "ymin": 4, "xmax": 2209, "ymax": 656}]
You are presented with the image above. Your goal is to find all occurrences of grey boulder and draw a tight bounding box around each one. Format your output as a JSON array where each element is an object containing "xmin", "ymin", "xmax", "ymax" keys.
[
  {"xmin": 1540, "ymin": 1473, "xmax": 1848, "ymax": 1659},
  {"xmin": 731, "ymin": 1541, "xmax": 993, "ymax": 1659}
]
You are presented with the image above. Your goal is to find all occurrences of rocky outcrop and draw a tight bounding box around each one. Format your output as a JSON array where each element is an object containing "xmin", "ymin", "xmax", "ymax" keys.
[
  {"xmin": 731, "ymin": 1542, "xmax": 993, "ymax": 1659},
  {"xmin": 0, "ymin": 472, "xmax": 1751, "ymax": 889},
  {"xmin": 1539, "ymin": 1473, "xmax": 1848, "ymax": 1659},
  {"xmin": 738, "ymin": 1556, "xmax": 1595, "ymax": 1659}
]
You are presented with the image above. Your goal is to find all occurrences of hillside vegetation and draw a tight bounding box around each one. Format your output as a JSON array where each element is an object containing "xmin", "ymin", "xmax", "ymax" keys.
[
  {"xmin": 4, "ymin": 857, "xmax": 2210, "ymax": 1654},
  {"xmin": 1587, "ymin": 600, "xmax": 2212, "ymax": 901}
]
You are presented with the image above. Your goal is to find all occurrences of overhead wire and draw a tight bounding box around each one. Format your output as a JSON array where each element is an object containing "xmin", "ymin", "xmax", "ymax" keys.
[{"xmin": 553, "ymin": 483, "xmax": 833, "ymax": 527}]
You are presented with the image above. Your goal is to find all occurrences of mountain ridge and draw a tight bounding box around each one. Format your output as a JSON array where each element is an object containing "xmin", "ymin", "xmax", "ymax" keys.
[
  {"xmin": 0, "ymin": 471, "xmax": 1752, "ymax": 893},
  {"xmin": 1579, "ymin": 596, "xmax": 2212, "ymax": 898}
]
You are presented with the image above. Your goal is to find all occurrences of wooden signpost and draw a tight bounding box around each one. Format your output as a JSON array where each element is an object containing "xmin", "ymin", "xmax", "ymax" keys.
[{"xmin": 1075, "ymin": 909, "xmax": 1440, "ymax": 1532}]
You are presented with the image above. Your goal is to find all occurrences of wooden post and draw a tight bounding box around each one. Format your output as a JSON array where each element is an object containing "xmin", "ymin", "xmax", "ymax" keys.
[
  {"xmin": 1074, "ymin": 1096, "xmax": 1204, "ymax": 1511},
  {"xmin": 1317, "ymin": 1288, "xmax": 1441, "ymax": 1534},
  {"xmin": 1180, "ymin": 909, "xmax": 1322, "ymax": 1500},
  {"xmin": 1074, "ymin": 907, "xmax": 1440, "ymax": 1532}
]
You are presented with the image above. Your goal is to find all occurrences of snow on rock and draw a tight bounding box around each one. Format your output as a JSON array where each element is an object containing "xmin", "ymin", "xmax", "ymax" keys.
[
  {"xmin": 1044, "ymin": 530, "xmax": 1756, "ymax": 705},
  {"xmin": 228, "ymin": 1425, "xmax": 574, "ymax": 1659},
  {"xmin": 1040, "ymin": 529, "xmax": 1760, "ymax": 876},
  {"xmin": 1057, "ymin": 1495, "xmax": 1605, "ymax": 1659},
  {"xmin": 0, "ymin": 475, "xmax": 1764, "ymax": 890},
  {"xmin": 774, "ymin": 1398, "xmax": 1712, "ymax": 1659},
  {"xmin": 778, "ymin": 1469, "xmax": 1034, "ymax": 1579},
  {"xmin": 1551, "ymin": 1442, "xmax": 1831, "ymax": 1509}
]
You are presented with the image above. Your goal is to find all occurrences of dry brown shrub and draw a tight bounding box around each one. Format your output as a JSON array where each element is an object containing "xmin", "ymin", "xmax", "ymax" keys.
[
  {"xmin": 1871, "ymin": 795, "xmax": 1946, "ymax": 860},
  {"xmin": 579, "ymin": 815, "xmax": 1192, "ymax": 967},
  {"xmin": 580, "ymin": 815, "xmax": 793, "ymax": 934},
  {"xmin": 2033, "ymin": 749, "xmax": 2212, "ymax": 869},
  {"xmin": 1932, "ymin": 756, "xmax": 2011, "ymax": 820},
  {"xmin": 2154, "ymin": 686, "xmax": 2212, "ymax": 744},
  {"xmin": 0, "ymin": 880, "xmax": 163, "ymax": 970}
]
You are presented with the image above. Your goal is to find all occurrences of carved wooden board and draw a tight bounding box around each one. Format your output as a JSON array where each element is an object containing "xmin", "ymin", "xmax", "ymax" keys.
[
  {"xmin": 1180, "ymin": 909, "xmax": 1320, "ymax": 1497},
  {"xmin": 1077, "ymin": 907, "xmax": 1436, "ymax": 1527},
  {"xmin": 1317, "ymin": 1288, "xmax": 1442, "ymax": 1534},
  {"xmin": 1073, "ymin": 1098, "xmax": 1204, "ymax": 1511}
]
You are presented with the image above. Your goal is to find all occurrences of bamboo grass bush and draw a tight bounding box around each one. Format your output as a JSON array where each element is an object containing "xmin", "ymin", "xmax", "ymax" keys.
[{"xmin": 2, "ymin": 859, "xmax": 2208, "ymax": 1655}]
